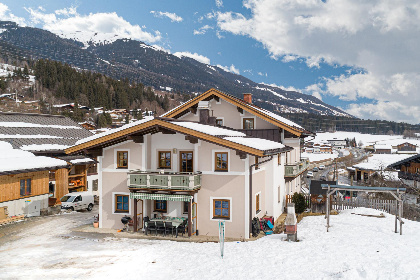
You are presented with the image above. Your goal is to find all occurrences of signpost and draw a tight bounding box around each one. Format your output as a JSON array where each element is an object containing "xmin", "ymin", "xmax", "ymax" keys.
[{"xmin": 218, "ymin": 220, "xmax": 225, "ymax": 259}]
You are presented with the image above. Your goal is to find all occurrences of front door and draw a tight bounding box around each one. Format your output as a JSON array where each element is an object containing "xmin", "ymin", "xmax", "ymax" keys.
[{"xmin": 180, "ymin": 151, "xmax": 193, "ymax": 172}]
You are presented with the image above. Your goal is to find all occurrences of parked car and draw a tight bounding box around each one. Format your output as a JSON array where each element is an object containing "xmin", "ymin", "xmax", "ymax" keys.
[
  {"xmin": 313, "ymin": 167, "xmax": 319, "ymax": 172},
  {"xmin": 307, "ymin": 171, "xmax": 314, "ymax": 178},
  {"xmin": 61, "ymin": 192, "xmax": 94, "ymax": 212},
  {"xmin": 320, "ymin": 175, "xmax": 327, "ymax": 181},
  {"xmin": 319, "ymin": 165, "xmax": 325, "ymax": 170}
]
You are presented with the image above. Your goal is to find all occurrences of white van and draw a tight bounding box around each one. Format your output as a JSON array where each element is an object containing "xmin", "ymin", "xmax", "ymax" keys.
[{"xmin": 60, "ymin": 192, "xmax": 94, "ymax": 212}]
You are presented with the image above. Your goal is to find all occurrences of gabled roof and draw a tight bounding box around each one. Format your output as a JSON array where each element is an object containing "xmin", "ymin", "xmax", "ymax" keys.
[
  {"xmin": 66, "ymin": 117, "xmax": 292, "ymax": 157},
  {"xmin": 388, "ymin": 153, "xmax": 420, "ymax": 169},
  {"xmin": 0, "ymin": 112, "xmax": 93, "ymax": 150},
  {"xmin": 161, "ymin": 88, "xmax": 313, "ymax": 137}
]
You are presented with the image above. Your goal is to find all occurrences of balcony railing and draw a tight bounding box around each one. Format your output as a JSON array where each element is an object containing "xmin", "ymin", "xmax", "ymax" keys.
[
  {"xmin": 285, "ymin": 158, "xmax": 310, "ymax": 177},
  {"xmin": 128, "ymin": 171, "xmax": 202, "ymax": 191},
  {"xmin": 398, "ymin": 171, "xmax": 420, "ymax": 182}
]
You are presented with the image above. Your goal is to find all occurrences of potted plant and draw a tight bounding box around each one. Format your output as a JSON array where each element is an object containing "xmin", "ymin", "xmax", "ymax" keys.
[{"xmin": 93, "ymin": 215, "xmax": 99, "ymax": 228}]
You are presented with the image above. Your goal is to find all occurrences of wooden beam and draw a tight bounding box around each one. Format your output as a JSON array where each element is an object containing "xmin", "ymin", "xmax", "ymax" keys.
[
  {"xmin": 185, "ymin": 135, "xmax": 198, "ymax": 144},
  {"xmin": 161, "ymin": 128, "xmax": 176, "ymax": 134},
  {"xmin": 214, "ymin": 96, "xmax": 220, "ymax": 102},
  {"xmin": 190, "ymin": 107, "xmax": 197, "ymax": 115},
  {"xmin": 236, "ymin": 150, "xmax": 247, "ymax": 159},
  {"xmin": 127, "ymin": 135, "xmax": 144, "ymax": 143},
  {"xmin": 237, "ymin": 106, "xmax": 244, "ymax": 114},
  {"xmin": 84, "ymin": 149, "xmax": 103, "ymax": 157}
]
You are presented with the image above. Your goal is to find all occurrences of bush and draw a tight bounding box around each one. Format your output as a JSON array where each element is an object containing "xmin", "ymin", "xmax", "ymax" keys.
[{"xmin": 291, "ymin": 192, "xmax": 306, "ymax": 214}]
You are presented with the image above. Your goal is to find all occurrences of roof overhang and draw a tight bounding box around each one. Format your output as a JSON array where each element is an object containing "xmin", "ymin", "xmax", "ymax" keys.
[
  {"xmin": 0, "ymin": 165, "xmax": 69, "ymax": 176},
  {"xmin": 65, "ymin": 118, "xmax": 289, "ymax": 157}
]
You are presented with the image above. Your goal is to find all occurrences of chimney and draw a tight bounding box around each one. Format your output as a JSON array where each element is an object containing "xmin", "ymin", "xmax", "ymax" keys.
[
  {"xmin": 243, "ymin": 93, "xmax": 252, "ymax": 104},
  {"xmin": 197, "ymin": 101, "xmax": 210, "ymax": 124}
]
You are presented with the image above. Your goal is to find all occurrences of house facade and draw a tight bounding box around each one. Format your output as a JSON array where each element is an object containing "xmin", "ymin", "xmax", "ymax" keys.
[
  {"xmin": 66, "ymin": 89, "xmax": 313, "ymax": 239},
  {"xmin": 0, "ymin": 142, "xmax": 68, "ymax": 217}
]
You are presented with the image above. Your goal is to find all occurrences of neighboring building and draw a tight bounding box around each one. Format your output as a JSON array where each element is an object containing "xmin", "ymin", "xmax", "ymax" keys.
[
  {"xmin": 327, "ymin": 138, "xmax": 346, "ymax": 149},
  {"xmin": 374, "ymin": 144, "xmax": 392, "ymax": 154},
  {"xmin": 396, "ymin": 142, "xmax": 417, "ymax": 154},
  {"xmin": 0, "ymin": 142, "xmax": 68, "ymax": 217},
  {"xmin": 0, "ymin": 112, "xmax": 96, "ymax": 202},
  {"xmin": 388, "ymin": 153, "xmax": 420, "ymax": 187},
  {"xmin": 320, "ymin": 144, "xmax": 332, "ymax": 154},
  {"xmin": 65, "ymin": 88, "xmax": 314, "ymax": 239},
  {"xmin": 352, "ymin": 154, "xmax": 412, "ymax": 182},
  {"xmin": 79, "ymin": 121, "xmax": 97, "ymax": 130}
]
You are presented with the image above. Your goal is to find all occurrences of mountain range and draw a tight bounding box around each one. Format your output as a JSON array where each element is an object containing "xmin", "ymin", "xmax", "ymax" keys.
[{"xmin": 0, "ymin": 20, "xmax": 352, "ymax": 117}]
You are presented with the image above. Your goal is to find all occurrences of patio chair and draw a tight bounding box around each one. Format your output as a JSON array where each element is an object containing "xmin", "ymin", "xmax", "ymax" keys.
[
  {"xmin": 155, "ymin": 221, "xmax": 165, "ymax": 236},
  {"xmin": 146, "ymin": 221, "xmax": 156, "ymax": 235},
  {"xmin": 176, "ymin": 220, "xmax": 187, "ymax": 237},
  {"xmin": 164, "ymin": 221, "xmax": 174, "ymax": 236},
  {"xmin": 143, "ymin": 216, "xmax": 150, "ymax": 229}
]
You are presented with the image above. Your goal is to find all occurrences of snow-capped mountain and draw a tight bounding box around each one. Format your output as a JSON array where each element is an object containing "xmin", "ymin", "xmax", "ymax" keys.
[{"xmin": 0, "ymin": 20, "xmax": 352, "ymax": 117}]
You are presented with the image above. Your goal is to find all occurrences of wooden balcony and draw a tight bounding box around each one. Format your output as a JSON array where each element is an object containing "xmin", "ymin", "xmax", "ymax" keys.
[
  {"xmin": 285, "ymin": 158, "xmax": 310, "ymax": 177},
  {"xmin": 398, "ymin": 171, "xmax": 420, "ymax": 182},
  {"xmin": 128, "ymin": 171, "xmax": 202, "ymax": 191}
]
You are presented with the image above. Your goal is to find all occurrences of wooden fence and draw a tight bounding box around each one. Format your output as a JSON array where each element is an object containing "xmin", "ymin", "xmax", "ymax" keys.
[
  {"xmin": 286, "ymin": 194, "xmax": 311, "ymax": 208},
  {"xmin": 331, "ymin": 197, "xmax": 398, "ymax": 215}
]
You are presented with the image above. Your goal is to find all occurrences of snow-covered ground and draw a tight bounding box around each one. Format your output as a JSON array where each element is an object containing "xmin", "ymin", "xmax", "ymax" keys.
[
  {"xmin": 302, "ymin": 151, "xmax": 339, "ymax": 162},
  {"xmin": 313, "ymin": 132, "xmax": 420, "ymax": 151},
  {"xmin": 1, "ymin": 208, "xmax": 419, "ymax": 279}
]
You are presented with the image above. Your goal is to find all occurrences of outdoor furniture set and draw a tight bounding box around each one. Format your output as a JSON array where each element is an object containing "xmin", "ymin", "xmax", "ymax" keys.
[{"xmin": 144, "ymin": 216, "xmax": 187, "ymax": 237}]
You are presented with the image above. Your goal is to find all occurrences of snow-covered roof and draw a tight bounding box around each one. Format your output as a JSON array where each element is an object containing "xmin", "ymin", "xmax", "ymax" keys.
[
  {"xmin": 70, "ymin": 158, "xmax": 95, "ymax": 164},
  {"xmin": 353, "ymin": 154, "xmax": 413, "ymax": 171},
  {"xmin": 76, "ymin": 116, "xmax": 154, "ymax": 145},
  {"xmin": 0, "ymin": 141, "xmax": 68, "ymax": 174},
  {"xmin": 250, "ymin": 105, "xmax": 302, "ymax": 129},
  {"xmin": 21, "ymin": 144, "xmax": 70, "ymax": 151},
  {"xmin": 0, "ymin": 122, "xmax": 82, "ymax": 129},
  {"xmin": 223, "ymin": 136, "xmax": 286, "ymax": 151},
  {"xmin": 171, "ymin": 121, "xmax": 246, "ymax": 137}
]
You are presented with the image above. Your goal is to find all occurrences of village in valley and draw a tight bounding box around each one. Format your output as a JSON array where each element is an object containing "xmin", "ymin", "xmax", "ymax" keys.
[{"xmin": 0, "ymin": 1, "xmax": 420, "ymax": 279}]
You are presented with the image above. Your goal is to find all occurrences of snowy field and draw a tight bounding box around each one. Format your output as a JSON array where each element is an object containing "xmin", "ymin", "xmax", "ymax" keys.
[
  {"xmin": 1, "ymin": 208, "xmax": 419, "ymax": 280},
  {"xmin": 313, "ymin": 132, "xmax": 420, "ymax": 149},
  {"xmin": 302, "ymin": 151, "xmax": 339, "ymax": 162}
]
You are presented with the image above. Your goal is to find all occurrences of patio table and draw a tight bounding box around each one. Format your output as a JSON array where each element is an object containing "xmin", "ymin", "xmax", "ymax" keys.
[{"xmin": 147, "ymin": 218, "xmax": 186, "ymax": 237}]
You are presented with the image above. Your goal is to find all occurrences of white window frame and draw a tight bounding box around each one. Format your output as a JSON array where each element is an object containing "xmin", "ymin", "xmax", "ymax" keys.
[
  {"xmin": 241, "ymin": 116, "xmax": 256, "ymax": 129},
  {"xmin": 212, "ymin": 149, "xmax": 230, "ymax": 172},
  {"xmin": 210, "ymin": 196, "xmax": 232, "ymax": 222},
  {"xmin": 112, "ymin": 192, "xmax": 131, "ymax": 215},
  {"xmin": 114, "ymin": 148, "xmax": 130, "ymax": 170},
  {"xmin": 215, "ymin": 117, "xmax": 224, "ymax": 126}
]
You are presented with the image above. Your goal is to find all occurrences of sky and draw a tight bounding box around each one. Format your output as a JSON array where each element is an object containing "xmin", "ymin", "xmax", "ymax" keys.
[{"xmin": 0, "ymin": 0, "xmax": 419, "ymax": 124}]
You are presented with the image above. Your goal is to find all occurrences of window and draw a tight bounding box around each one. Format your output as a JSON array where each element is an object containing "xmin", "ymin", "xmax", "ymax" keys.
[
  {"xmin": 256, "ymin": 193, "xmax": 260, "ymax": 214},
  {"xmin": 117, "ymin": 151, "xmax": 128, "ymax": 169},
  {"xmin": 213, "ymin": 199, "xmax": 230, "ymax": 219},
  {"xmin": 158, "ymin": 151, "xmax": 171, "ymax": 169},
  {"xmin": 180, "ymin": 151, "xmax": 193, "ymax": 172},
  {"xmin": 154, "ymin": 200, "xmax": 167, "ymax": 212},
  {"xmin": 20, "ymin": 179, "xmax": 31, "ymax": 197},
  {"xmin": 215, "ymin": 152, "xmax": 228, "ymax": 171},
  {"xmin": 115, "ymin": 194, "xmax": 129, "ymax": 213},
  {"xmin": 216, "ymin": 119, "xmax": 223, "ymax": 126},
  {"xmin": 243, "ymin": 118, "xmax": 254, "ymax": 129}
]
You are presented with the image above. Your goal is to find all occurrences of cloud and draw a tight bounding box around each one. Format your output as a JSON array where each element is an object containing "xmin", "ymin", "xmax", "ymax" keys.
[
  {"xmin": 217, "ymin": 64, "xmax": 240, "ymax": 74},
  {"xmin": 193, "ymin": 25, "xmax": 213, "ymax": 35},
  {"xmin": 173, "ymin": 51, "xmax": 211, "ymax": 64},
  {"xmin": 23, "ymin": 6, "xmax": 161, "ymax": 45},
  {"xmin": 0, "ymin": 3, "xmax": 27, "ymax": 26},
  {"xmin": 150, "ymin": 11, "xmax": 183, "ymax": 22},
  {"xmin": 214, "ymin": 0, "xmax": 420, "ymax": 124},
  {"xmin": 215, "ymin": 0, "xmax": 223, "ymax": 8},
  {"xmin": 257, "ymin": 72, "xmax": 267, "ymax": 77}
]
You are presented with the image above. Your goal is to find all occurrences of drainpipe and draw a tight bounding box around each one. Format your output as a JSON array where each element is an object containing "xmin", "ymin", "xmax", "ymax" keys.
[{"xmin": 249, "ymin": 155, "xmax": 273, "ymax": 237}]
